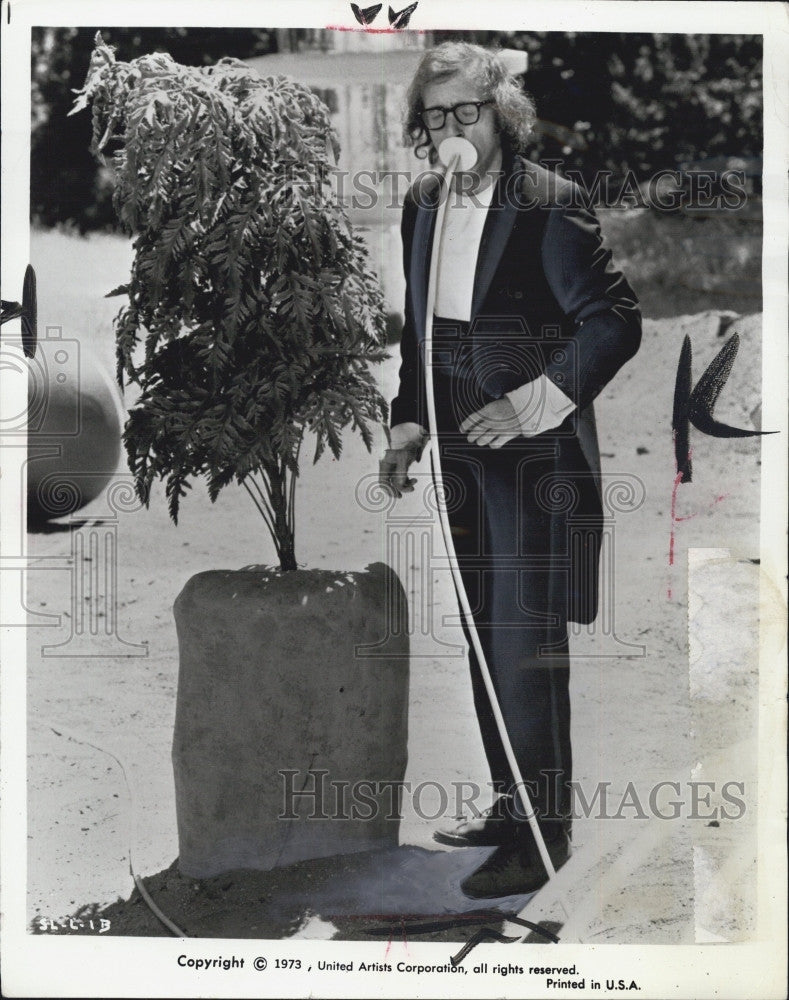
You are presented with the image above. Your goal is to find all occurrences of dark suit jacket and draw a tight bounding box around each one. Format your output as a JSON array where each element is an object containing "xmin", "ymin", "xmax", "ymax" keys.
[{"xmin": 390, "ymin": 151, "xmax": 642, "ymax": 624}]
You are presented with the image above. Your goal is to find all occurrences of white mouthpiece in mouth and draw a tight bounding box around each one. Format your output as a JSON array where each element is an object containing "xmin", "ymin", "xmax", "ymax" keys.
[{"xmin": 437, "ymin": 136, "xmax": 478, "ymax": 171}]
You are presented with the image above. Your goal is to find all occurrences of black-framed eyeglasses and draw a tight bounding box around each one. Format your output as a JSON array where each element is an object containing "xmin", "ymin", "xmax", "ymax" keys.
[{"xmin": 419, "ymin": 100, "xmax": 492, "ymax": 131}]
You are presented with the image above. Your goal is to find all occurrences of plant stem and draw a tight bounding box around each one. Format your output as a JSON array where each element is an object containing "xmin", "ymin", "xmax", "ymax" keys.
[
  {"xmin": 242, "ymin": 479, "xmax": 277, "ymax": 543},
  {"xmin": 266, "ymin": 460, "xmax": 297, "ymax": 571},
  {"xmin": 286, "ymin": 436, "xmax": 302, "ymax": 537},
  {"xmin": 246, "ymin": 474, "xmax": 278, "ymax": 536}
]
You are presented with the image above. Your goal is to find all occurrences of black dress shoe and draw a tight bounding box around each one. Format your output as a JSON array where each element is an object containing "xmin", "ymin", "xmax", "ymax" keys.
[
  {"xmin": 433, "ymin": 798, "xmax": 516, "ymax": 847},
  {"xmin": 459, "ymin": 828, "xmax": 570, "ymax": 898}
]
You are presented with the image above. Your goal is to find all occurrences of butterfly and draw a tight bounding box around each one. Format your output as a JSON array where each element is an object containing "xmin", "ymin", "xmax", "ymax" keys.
[
  {"xmin": 388, "ymin": 2, "xmax": 418, "ymax": 27},
  {"xmin": 351, "ymin": 3, "xmax": 383, "ymax": 25},
  {"xmin": 0, "ymin": 264, "xmax": 37, "ymax": 358}
]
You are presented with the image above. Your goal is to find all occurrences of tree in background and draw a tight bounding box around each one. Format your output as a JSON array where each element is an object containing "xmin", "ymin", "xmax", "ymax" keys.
[
  {"xmin": 434, "ymin": 31, "xmax": 762, "ymax": 184},
  {"xmin": 75, "ymin": 36, "xmax": 388, "ymax": 570},
  {"xmin": 32, "ymin": 28, "xmax": 278, "ymax": 231}
]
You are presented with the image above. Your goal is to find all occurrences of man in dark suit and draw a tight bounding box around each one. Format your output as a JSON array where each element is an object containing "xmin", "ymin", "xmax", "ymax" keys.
[{"xmin": 379, "ymin": 42, "xmax": 641, "ymax": 898}]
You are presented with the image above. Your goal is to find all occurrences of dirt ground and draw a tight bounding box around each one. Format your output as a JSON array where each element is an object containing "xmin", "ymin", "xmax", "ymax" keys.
[{"xmin": 23, "ymin": 229, "xmax": 764, "ymax": 946}]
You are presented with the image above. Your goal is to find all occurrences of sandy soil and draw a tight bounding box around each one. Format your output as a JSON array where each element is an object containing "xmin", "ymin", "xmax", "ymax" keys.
[{"xmin": 23, "ymin": 229, "xmax": 763, "ymax": 945}]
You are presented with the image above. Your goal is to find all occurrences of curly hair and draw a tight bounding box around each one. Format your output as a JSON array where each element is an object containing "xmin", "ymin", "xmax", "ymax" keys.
[{"xmin": 403, "ymin": 42, "xmax": 537, "ymax": 164}]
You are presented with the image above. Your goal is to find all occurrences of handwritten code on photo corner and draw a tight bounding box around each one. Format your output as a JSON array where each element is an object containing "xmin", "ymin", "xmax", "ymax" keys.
[{"xmin": 33, "ymin": 917, "xmax": 111, "ymax": 933}]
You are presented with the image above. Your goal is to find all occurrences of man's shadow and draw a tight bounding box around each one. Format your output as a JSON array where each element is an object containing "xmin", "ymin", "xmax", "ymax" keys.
[{"xmin": 96, "ymin": 845, "xmax": 543, "ymax": 941}]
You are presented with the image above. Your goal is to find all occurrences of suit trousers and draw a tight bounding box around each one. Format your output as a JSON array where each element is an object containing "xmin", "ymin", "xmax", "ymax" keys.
[{"xmin": 430, "ymin": 317, "xmax": 572, "ymax": 831}]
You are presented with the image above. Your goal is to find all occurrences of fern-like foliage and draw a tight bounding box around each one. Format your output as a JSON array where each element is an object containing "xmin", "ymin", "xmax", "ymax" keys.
[{"xmin": 73, "ymin": 34, "xmax": 389, "ymax": 570}]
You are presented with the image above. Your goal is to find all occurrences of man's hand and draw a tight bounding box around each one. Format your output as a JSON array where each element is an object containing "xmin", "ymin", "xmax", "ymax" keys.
[
  {"xmin": 379, "ymin": 423, "xmax": 428, "ymax": 498},
  {"xmin": 459, "ymin": 398, "xmax": 522, "ymax": 448}
]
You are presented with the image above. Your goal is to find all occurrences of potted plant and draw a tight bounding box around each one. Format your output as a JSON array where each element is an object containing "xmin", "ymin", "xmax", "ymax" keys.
[{"xmin": 74, "ymin": 35, "xmax": 410, "ymax": 877}]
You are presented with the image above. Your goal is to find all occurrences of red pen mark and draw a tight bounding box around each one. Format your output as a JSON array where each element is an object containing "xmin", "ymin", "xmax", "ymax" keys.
[
  {"xmin": 668, "ymin": 440, "xmax": 730, "ymax": 599},
  {"xmin": 383, "ymin": 918, "xmax": 409, "ymax": 956},
  {"xmin": 669, "ymin": 470, "xmax": 684, "ymax": 567},
  {"xmin": 668, "ymin": 436, "xmax": 691, "ymax": 589},
  {"xmin": 675, "ymin": 492, "xmax": 730, "ymax": 524},
  {"xmin": 325, "ymin": 24, "xmax": 428, "ymax": 34}
]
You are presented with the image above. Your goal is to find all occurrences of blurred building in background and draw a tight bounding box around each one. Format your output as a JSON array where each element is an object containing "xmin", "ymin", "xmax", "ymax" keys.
[
  {"xmin": 251, "ymin": 31, "xmax": 438, "ymax": 177},
  {"xmin": 275, "ymin": 27, "xmax": 430, "ymax": 53}
]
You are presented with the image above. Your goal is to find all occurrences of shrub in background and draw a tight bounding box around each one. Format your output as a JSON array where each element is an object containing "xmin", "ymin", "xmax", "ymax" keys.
[
  {"xmin": 32, "ymin": 28, "xmax": 279, "ymax": 231},
  {"xmin": 74, "ymin": 34, "xmax": 388, "ymax": 570}
]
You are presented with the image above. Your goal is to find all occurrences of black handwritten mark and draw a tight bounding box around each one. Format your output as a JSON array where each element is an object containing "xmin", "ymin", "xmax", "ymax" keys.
[
  {"xmin": 0, "ymin": 263, "xmax": 37, "ymax": 358},
  {"xmin": 450, "ymin": 917, "xmax": 560, "ymax": 967},
  {"xmin": 388, "ymin": 2, "xmax": 419, "ymax": 28},
  {"xmin": 451, "ymin": 927, "xmax": 519, "ymax": 967},
  {"xmin": 688, "ymin": 334, "xmax": 768, "ymax": 439},
  {"xmin": 351, "ymin": 3, "xmax": 383, "ymax": 24},
  {"xmin": 672, "ymin": 332, "xmax": 772, "ymax": 483},
  {"xmin": 672, "ymin": 335, "xmax": 694, "ymax": 481}
]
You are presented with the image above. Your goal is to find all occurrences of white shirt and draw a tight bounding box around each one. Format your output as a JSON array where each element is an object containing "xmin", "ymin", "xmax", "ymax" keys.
[
  {"xmin": 432, "ymin": 178, "xmax": 576, "ymax": 439},
  {"xmin": 434, "ymin": 181, "xmax": 495, "ymax": 321}
]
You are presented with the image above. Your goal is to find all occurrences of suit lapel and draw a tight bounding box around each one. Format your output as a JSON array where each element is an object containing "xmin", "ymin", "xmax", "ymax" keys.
[
  {"xmin": 408, "ymin": 156, "xmax": 528, "ymax": 340},
  {"xmin": 470, "ymin": 157, "xmax": 522, "ymax": 317},
  {"xmin": 410, "ymin": 176, "xmax": 440, "ymax": 345}
]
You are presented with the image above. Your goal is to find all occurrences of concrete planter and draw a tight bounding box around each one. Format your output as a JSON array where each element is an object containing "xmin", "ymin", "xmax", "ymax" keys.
[{"xmin": 172, "ymin": 561, "xmax": 409, "ymax": 878}]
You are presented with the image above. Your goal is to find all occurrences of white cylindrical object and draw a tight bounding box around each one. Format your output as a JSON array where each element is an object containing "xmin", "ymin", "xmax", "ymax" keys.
[{"xmin": 437, "ymin": 136, "xmax": 478, "ymax": 172}]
